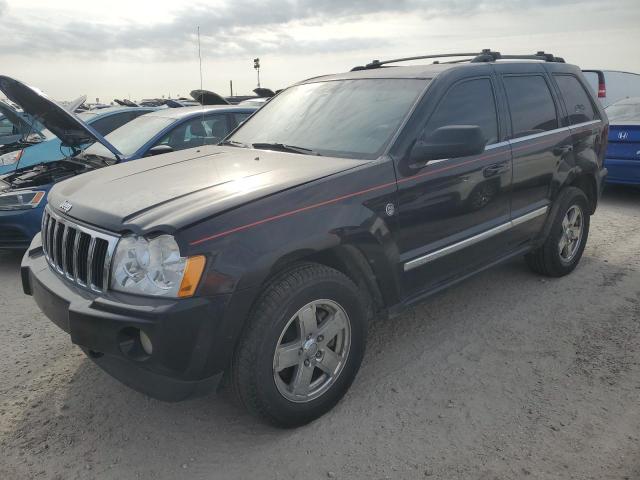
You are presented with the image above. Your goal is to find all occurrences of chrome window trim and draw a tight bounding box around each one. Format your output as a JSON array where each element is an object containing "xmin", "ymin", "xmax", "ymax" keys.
[
  {"xmin": 403, "ymin": 206, "xmax": 549, "ymax": 272},
  {"xmin": 484, "ymin": 140, "xmax": 510, "ymax": 150},
  {"xmin": 508, "ymin": 119, "xmax": 601, "ymax": 145},
  {"xmin": 509, "ymin": 126, "xmax": 570, "ymax": 144},
  {"xmin": 570, "ymin": 119, "xmax": 601, "ymax": 129}
]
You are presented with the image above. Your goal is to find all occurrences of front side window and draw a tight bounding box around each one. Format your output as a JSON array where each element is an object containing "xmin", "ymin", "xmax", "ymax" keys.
[
  {"xmin": 503, "ymin": 75, "xmax": 558, "ymax": 138},
  {"xmin": 234, "ymin": 113, "xmax": 252, "ymax": 125},
  {"xmin": 229, "ymin": 79, "xmax": 429, "ymax": 159},
  {"xmin": 554, "ymin": 75, "xmax": 597, "ymax": 125},
  {"xmin": 0, "ymin": 117, "xmax": 14, "ymax": 135},
  {"xmin": 156, "ymin": 115, "xmax": 230, "ymax": 150},
  {"xmin": 425, "ymin": 78, "xmax": 499, "ymax": 145}
]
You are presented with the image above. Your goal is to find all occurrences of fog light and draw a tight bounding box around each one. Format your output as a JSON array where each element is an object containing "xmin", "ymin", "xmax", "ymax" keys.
[{"xmin": 139, "ymin": 330, "xmax": 153, "ymax": 356}]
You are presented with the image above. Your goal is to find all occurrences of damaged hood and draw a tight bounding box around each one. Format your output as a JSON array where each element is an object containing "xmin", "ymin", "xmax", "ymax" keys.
[
  {"xmin": 47, "ymin": 145, "xmax": 367, "ymax": 233},
  {"xmin": 0, "ymin": 76, "xmax": 122, "ymax": 158}
]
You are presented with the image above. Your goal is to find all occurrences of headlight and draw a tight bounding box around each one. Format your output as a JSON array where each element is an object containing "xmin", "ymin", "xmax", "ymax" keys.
[
  {"xmin": 110, "ymin": 234, "xmax": 205, "ymax": 298},
  {"xmin": 0, "ymin": 190, "xmax": 45, "ymax": 210},
  {"xmin": 0, "ymin": 149, "xmax": 23, "ymax": 166}
]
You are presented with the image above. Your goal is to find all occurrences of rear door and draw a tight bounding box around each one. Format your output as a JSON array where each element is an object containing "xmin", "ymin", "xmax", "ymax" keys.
[
  {"xmin": 552, "ymin": 74, "xmax": 606, "ymax": 178},
  {"xmin": 496, "ymin": 65, "xmax": 572, "ymax": 245}
]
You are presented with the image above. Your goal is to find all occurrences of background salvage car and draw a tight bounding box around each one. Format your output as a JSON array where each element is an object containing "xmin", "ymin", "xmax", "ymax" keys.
[{"xmin": 0, "ymin": 76, "xmax": 257, "ymax": 250}]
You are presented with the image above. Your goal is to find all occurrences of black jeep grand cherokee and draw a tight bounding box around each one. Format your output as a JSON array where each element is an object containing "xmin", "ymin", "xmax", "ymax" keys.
[{"xmin": 21, "ymin": 50, "xmax": 608, "ymax": 427}]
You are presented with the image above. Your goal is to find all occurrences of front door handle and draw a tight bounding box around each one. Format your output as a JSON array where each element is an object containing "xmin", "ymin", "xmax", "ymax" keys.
[
  {"xmin": 483, "ymin": 163, "xmax": 509, "ymax": 177},
  {"xmin": 553, "ymin": 144, "xmax": 574, "ymax": 156}
]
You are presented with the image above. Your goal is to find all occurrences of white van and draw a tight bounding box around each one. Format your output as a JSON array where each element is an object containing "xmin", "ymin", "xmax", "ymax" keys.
[{"xmin": 582, "ymin": 70, "xmax": 640, "ymax": 107}]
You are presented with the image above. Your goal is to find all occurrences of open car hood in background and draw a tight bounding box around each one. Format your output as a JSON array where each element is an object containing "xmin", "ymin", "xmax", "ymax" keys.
[
  {"xmin": 0, "ymin": 99, "xmax": 37, "ymax": 136},
  {"xmin": 0, "ymin": 76, "xmax": 123, "ymax": 158},
  {"xmin": 253, "ymin": 87, "xmax": 276, "ymax": 97},
  {"xmin": 190, "ymin": 89, "xmax": 230, "ymax": 105}
]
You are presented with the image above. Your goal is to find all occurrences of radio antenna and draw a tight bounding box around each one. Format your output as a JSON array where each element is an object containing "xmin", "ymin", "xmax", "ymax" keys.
[{"xmin": 197, "ymin": 26, "xmax": 206, "ymax": 147}]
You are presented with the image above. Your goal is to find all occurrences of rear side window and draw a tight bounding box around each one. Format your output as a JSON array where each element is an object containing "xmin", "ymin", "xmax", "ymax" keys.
[
  {"xmin": 554, "ymin": 75, "xmax": 598, "ymax": 125},
  {"xmin": 426, "ymin": 78, "xmax": 499, "ymax": 144},
  {"xmin": 503, "ymin": 76, "xmax": 558, "ymax": 138}
]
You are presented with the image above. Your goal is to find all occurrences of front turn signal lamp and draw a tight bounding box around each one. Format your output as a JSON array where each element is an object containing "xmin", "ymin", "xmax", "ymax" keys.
[{"xmin": 178, "ymin": 255, "xmax": 206, "ymax": 298}]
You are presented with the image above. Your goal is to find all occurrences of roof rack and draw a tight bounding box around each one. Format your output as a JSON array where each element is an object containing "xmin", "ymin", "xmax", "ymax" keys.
[{"xmin": 351, "ymin": 49, "xmax": 565, "ymax": 71}]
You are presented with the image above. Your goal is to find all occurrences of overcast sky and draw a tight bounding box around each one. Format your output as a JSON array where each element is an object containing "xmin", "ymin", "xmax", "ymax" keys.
[{"xmin": 1, "ymin": 0, "xmax": 639, "ymax": 102}]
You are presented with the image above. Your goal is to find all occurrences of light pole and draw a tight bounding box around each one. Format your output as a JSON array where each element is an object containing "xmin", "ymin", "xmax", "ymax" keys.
[{"xmin": 254, "ymin": 58, "xmax": 261, "ymax": 89}]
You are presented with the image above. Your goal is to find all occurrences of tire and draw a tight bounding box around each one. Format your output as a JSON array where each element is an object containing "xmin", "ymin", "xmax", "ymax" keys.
[
  {"xmin": 232, "ymin": 263, "xmax": 368, "ymax": 427},
  {"xmin": 525, "ymin": 187, "xmax": 590, "ymax": 277}
]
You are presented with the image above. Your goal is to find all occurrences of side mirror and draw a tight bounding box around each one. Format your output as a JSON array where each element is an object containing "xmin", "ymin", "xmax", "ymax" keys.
[
  {"xmin": 145, "ymin": 144, "xmax": 174, "ymax": 157},
  {"xmin": 408, "ymin": 125, "xmax": 486, "ymax": 169}
]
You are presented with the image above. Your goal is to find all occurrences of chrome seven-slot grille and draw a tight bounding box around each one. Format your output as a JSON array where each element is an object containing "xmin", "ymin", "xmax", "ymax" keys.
[{"xmin": 41, "ymin": 206, "xmax": 119, "ymax": 293}]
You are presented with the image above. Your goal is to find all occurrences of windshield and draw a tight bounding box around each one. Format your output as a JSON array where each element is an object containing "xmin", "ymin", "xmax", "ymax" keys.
[
  {"xmin": 229, "ymin": 78, "xmax": 429, "ymax": 159},
  {"xmin": 83, "ymin": 115, "xmax": 174, "ymax": 158},
  {"xmin": 606, "ymin": 100, "xmax": 640, "ymax": 122}
]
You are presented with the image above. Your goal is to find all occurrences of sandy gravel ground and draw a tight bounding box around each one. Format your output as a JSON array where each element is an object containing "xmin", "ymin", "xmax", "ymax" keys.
[{"xmin": 0, "ymin": 186, "xmax": 639, "ymax": 480}]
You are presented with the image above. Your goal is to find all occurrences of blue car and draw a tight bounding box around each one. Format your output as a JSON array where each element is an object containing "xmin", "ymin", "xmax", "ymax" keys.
[
  {"xmin": 604, "ymin": 97, "xmax": 640, "ymax": 185},
  {"xmin": 0, "ymin": 105, "xmax": 157, "ymax": 175},
  {"xmin": 0, "ymin": 75, "xmax": 256, "ymax": 249},
  {"xmin": 0, "ymin": 99, "xmax": 45, "ymax": 150}
]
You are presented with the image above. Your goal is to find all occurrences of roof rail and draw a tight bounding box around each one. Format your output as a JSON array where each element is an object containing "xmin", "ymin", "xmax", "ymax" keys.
[{"xmin": 351, "ymin": 49, "xmax": 565, "ymax": 71}]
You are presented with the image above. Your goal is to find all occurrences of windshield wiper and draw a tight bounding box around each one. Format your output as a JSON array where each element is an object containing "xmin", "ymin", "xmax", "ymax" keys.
[
  {"xmin": 79, "ymin": 153, "xmax": 116, "ymax": 165},
  {"xmin": 251, "ymin": 142, "xmax": 322, "ymax": 156},
  {"xmin": 220, "ymin": 139, "xmax": 250, "ymax": 148}
]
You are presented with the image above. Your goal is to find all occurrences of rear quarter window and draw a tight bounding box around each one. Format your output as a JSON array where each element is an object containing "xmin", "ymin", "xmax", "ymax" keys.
[
  {"xmin": 554, "ymin": 75, "xmax": 598, "ymax": 125},
  {"xmin": 503, "ymin": 75, "xmax": 558, "ymax": 138}
]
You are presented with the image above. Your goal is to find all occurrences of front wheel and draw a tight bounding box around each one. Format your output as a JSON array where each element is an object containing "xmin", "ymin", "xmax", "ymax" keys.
[
  {"xmin": 232, "ymin": 263, "xmax": 368, "ymax": 427},
  {"xmin": 525, "ymin": 187, "xmax": 590, "ymax": 277}
]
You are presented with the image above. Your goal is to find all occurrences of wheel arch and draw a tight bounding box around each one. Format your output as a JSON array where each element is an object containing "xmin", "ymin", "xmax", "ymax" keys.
[
  {"xmin": 567, "ymin": 172, "xmax": 598, "ymax": 214},
  {"xmin": 263, "ymin": 243, "xmax": 398, "ymax": 317}
]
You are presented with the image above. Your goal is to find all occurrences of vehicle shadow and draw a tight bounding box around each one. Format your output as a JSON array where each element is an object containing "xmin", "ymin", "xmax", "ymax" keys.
[
  {"xmin": 602, "ymin": 184, "xmax": 640, "ymax": 205},
  {"xmin": 2, "ymin": 192, "xmax": 638, "ymax": 479},
  {"xmin": 0, "ymin": 250, "xmax": 24, "ymax": 271}
]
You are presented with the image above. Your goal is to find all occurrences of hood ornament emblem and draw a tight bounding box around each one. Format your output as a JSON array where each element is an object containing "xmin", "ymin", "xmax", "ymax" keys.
[{"xmin": 59, "ymin": 200, "xmax": 73, "ymax": 213}]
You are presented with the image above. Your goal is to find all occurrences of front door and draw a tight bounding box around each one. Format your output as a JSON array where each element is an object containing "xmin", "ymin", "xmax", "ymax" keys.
[{"xmin": 393, "ymin": 76, "xmax": 512, "ymax": 300}]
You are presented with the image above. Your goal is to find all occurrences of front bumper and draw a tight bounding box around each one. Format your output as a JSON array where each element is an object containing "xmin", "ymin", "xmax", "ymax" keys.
[
  {"xmin": 0, "ymin": 206, "xmax": 41, "ymax": 249},
  {"xmin": 604, "ymin": 158, "xmax": 640, "ymax": 185},
  {"xmin": 21, "ymin": 236, "xmax": 234, "ymax": 401}
]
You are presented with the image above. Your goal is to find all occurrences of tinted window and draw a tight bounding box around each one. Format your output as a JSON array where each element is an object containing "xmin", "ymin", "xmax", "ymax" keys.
[
  {"xmin": 503, "ymin": 76, "xmax": 558, "ymax": 138},
  {"xmin": 156, "ymin": 115, "xmax": 230, "ymax": 151},
  {"xmin": 554, "ymin": 75, "xmax": 597, "ymax": 125},
  {"xmin": 91, "ymin": 111, "xmax": 147, "ymax": 135},
  {"xmin": 230, "ymin": 79, "xmax": 428, "ymax": 159},
  {"xmin": 426, "ymin": 78, "xmax": 498, "ymax": 144}
]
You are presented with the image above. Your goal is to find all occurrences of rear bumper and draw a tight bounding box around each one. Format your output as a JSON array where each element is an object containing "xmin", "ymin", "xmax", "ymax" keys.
[
  {"xmin": 21, "ymin": 236, "xmax": 237, "ymax": 401},
  {"xmin": 604, "ymin": 158, "xmax": 640, "ymax": 185}
]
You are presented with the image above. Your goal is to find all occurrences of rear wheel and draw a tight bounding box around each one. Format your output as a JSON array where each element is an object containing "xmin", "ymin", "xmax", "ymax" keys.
[
  {"xmin": 232, "ymin": 263, "xmax": 368, "ymax": 427},
  {"xmin": 525, "ymin": 187, "xmax": 590, "ymax": 277}
]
